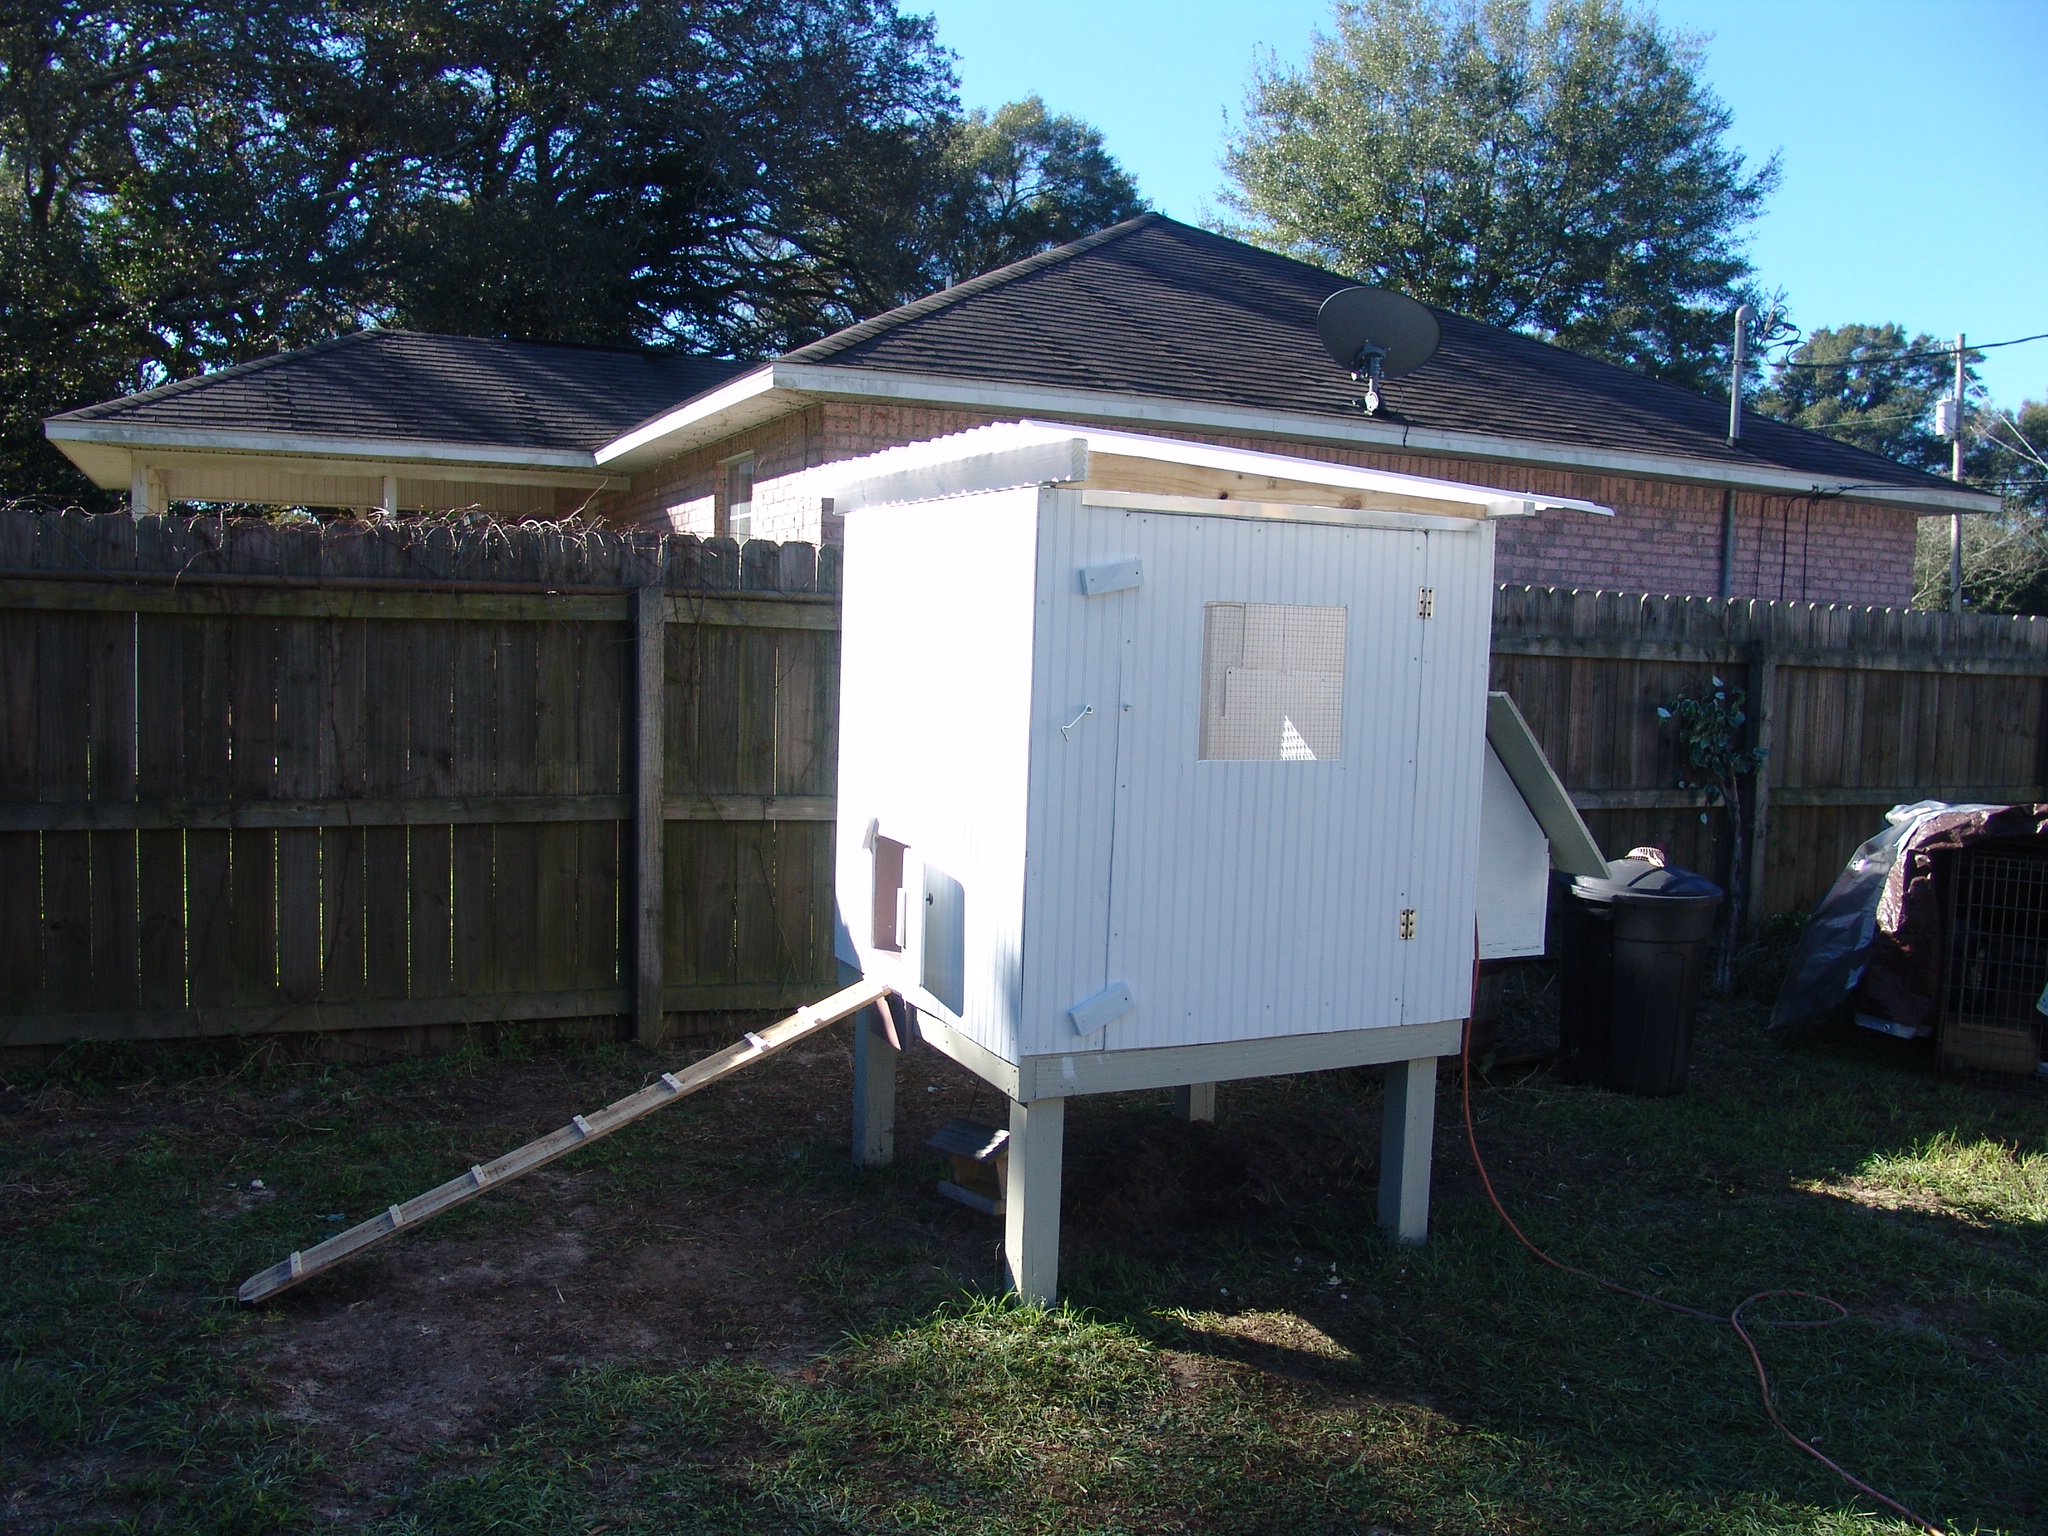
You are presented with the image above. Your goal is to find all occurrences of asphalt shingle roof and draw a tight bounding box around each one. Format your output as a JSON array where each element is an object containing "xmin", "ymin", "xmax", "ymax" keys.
[
  {"xmin": 52, "ymin": 330, "xmax": 749, "ymax": 455},
  {"xmin": 783, "ymin": 214, "xmax": 1958, "ymax": 496}
]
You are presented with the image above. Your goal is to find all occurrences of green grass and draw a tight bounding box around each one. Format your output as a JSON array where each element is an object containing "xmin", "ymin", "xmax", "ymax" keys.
[
  {"xmin": 1844, "ymin": 1132, "xmax": 2048, "ymax": 1226},
  {"xmin": 1, "ymin": 998, "xmax": 2042, "ymax": 1535}
]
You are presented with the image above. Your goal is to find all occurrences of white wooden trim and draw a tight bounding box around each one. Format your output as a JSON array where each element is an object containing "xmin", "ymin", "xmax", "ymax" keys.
[
  {"xmin": 1014, "ymin": 1019, "xmax": 1462, "ymax": 1100},
  {"xmin": 811, "ymin": 418, "xmax": 1610, "ymax": 517},
  {"xmin": 913, "ymin": 1007, "xmax": 1022, "ymax": 1100},
  {"xmin": 595, "ymin": 361, "xmax": 2000, "ymax": 516},
  {"xmin": 1081, "ymin": 489, "xmax": 1482, "ymax": 532},
  {"xmin": 835, "ymin": 438, "xmax": 1090, "ymax": 510},
  {"xmin": 45, "ymin": 419, "xmax": 604, "ymax": 474},
  {"xmin": 595, "ymin": 366, "xmax": 782, "ymax": 466}
]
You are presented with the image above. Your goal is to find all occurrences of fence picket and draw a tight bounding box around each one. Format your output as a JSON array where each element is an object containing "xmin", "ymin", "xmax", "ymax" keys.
[{"xmin": 10, "ymin": 509, "xmax": 2048, "ymax": 1051}]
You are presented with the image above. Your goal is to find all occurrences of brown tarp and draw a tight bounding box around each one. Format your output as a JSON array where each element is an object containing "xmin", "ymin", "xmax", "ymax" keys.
[{"xmin": 1857, "ymin": 804, "xmax": 2048, "ymax": 1031}]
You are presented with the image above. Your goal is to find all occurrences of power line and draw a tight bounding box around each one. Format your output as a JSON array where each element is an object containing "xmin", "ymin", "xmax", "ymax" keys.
[{"xmin": 1771, "ymin": 329, "xmax": 2048, "ymax": 369}]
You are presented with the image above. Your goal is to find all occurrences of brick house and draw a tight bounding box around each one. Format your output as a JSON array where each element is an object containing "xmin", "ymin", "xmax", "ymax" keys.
[{"xmin": 46, "ymin": 215, "xmax": 1993, "ymax": 604}]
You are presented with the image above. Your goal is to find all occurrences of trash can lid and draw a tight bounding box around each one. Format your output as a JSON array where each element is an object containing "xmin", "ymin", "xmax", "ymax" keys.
[{"xmin": 1572, "ymin": 853, "xmax": 1723, "ymax": 905}]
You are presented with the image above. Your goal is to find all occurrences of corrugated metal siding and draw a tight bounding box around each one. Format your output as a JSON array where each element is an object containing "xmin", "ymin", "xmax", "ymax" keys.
[
  {"xmin": 1024, "ymin": 507, "xmax": 1483, "ymax": 1056},
  {"xmin": 1402, "ymin": 522, "xmax": 1495, "ymax": 1019},
  {"xmin": 834, "ymin": 488, "xmax": 1041, "ymax": 1062},
  {"xmin": 1017, "ymin": 491, "xmax": 1133, "ymax": 1059}
]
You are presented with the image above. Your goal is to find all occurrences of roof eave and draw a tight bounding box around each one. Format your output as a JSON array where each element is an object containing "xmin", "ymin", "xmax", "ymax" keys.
[
  {"xmin": 596, "ymin": 361, "xmax": 2003, "ymax": 517},
  {"xmin": 593, "ymin": 366, "xmax": 787, "ymax": 470},
  {"xmin": 44, "ymin": 418, "xmax": 607, "ymax": 488}
]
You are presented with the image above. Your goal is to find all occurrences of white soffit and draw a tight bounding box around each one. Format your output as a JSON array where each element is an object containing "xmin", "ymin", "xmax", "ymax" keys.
[
  {"xmin": 1485, "ymin": 691, "xmax": 1608, "ymax": 878},
  {"xmin": 590, "ymin": 360, "xmax": 2002, "ymax": 517},
  {"xmin": 810, "ymin": 419, "xmax": 1615, "ymax": 522},
  {"xmin": 46, "ymin": 421, "xmax": 606, "ymax": 481},
  {"xmin": 593, "ymin": 365, "xmax": 783, "ymax": 469}
]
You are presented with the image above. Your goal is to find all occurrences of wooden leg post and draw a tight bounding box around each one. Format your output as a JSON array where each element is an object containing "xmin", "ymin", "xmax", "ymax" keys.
[
  {"xmin": 1377, "ymin": 1056, "xmax": 1437, "ymax": 1245},
  {"xmin": 1003, "ymin": 1094, "xmax": 1065, "ymax": 1305},
  {"xmin": 1173, "ymin": 1082, "xmax": 1216, "ymax": 1123},
  {"xmin": 851, "ymin": 1005, "xmax": 899, "ymax": 1167},
  {"xmin": 632, "ymin": 583, "xmax": 666, "ymax": 1049}
]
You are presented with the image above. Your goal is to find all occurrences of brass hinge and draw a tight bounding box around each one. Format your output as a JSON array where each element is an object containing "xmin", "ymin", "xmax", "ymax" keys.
[
  {"xmin": 1398, "ymin": 908, "xmax": 1416, "ymax": 940},
  {"xmin": 1417, "ymin": 587, "xmax": 1434, "ymax": 619}
]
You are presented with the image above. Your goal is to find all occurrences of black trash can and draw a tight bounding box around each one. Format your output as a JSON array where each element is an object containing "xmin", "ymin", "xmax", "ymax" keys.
[{"xmin": 1557, "ymin": 854, "xmax": 1723, "ymax": 1095}]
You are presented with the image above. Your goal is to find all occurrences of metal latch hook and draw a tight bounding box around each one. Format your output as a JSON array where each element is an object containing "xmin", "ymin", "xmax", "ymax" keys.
[{"xmin": 1060, "ymin": 704, "xmax": 1095, "ymax": 741}]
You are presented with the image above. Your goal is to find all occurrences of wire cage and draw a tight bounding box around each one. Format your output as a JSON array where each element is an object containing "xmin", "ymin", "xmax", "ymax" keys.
[{"xmin": 1940, "ymin": 849, "xmax": 2048, "ymax": 1074}]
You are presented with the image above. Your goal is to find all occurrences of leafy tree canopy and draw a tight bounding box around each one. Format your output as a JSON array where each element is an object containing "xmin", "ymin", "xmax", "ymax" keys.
[
  {"xmin": 1, "ymin": 1, "xmax": 1144, "ymax": 500},
  {"xmin": 1220, "ymin": 0, "xmax": 1779, "ymax": 393},
  {"xmin": 1753, "ymin": 323, "xmax": 1976, "ymax": 477},
  {"xmin": 1910, "ymin": 400, "xmax": 2048, "ymax": 615},
  {"xmin": 1977, "ymin": 399, "xmax": 2048, "ymax": 518}
]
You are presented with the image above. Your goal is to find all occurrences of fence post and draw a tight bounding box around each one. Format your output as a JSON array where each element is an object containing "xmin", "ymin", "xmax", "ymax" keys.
[
  {"xmin": 1746, "ymin": 645, "xmax": 1777, "ymax": 929},
  {"xmin": 634, "ymin": 583, "xmax": 666, "ymax": 1047}
]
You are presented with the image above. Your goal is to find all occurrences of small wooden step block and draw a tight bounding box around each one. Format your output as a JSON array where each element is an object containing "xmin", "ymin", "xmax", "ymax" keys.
[{"xmin": 927, "ymin": 1118, "xmax": 1008, "ymax": 1215}]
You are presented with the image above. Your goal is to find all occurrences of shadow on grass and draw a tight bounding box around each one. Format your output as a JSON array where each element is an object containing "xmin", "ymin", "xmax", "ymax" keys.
[{"xmin": 2, "ymin": 998, "xmax": 2042, "ymax": 1534}]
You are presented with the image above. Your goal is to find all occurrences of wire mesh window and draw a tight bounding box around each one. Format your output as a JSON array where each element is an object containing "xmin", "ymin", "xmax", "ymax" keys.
[
  {"xmin": 1199, "ymin": 602, "xmax": 1346, "ymax": 761},
  {"xmin": 1942, "ymin": 850, "xmax": 2048, "ymax": 1034}
]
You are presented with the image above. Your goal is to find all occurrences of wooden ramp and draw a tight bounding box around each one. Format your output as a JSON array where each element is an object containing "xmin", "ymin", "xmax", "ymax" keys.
[{"xmin": 238, "ymin": 978, "xmax": 891, "ymax": 1304}]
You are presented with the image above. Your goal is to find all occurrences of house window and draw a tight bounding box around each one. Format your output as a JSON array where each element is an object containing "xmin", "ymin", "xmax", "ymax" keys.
[
  {"xmin": 724, "ymin": 455, "xmax": 754, "ymax": 541},
  {"xmin": 1199, "ymin": 602, "xmax": 1347, "ymax": 761}
]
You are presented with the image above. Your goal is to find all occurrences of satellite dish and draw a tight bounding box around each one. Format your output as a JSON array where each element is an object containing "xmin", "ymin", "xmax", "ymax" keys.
[{"xmin": 1316, "ymin": 288, "xmax": 1441, "ymax": 413}]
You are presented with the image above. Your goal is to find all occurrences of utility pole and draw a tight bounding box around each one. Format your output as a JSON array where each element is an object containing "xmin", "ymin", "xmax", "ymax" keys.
[{"xmin": 1949, "ymin": 333, "xmax": 1965, "ymax": 614}]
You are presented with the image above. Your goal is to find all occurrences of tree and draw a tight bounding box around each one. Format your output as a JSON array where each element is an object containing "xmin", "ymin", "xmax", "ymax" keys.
[
  {"xmin": 1753, "ymin": 324, "xmax": 1973, "ymax": 477},
  {"xmin": 795, "ymin": 93, "xmax": 1145, "ymax": 323},
  {"xmin": 2, "ymin": 2, "xmax": 1145, "ymax": 500},
  {"xmin": 1658, "ymin": 677, "xmax": 1766, "ymax": 990},
  {"xmin": 358, "ymin": 0, "xmax": 964, "ymax": 353},
  {"xmin": 1220, "ymin": 0, "xmax": 1779, "ymax": 392},
  {"xmin": 1750, "ymin": 328, "xmax": 2048, "ymax": 614},
  {"xmin": 1910, "ymin": 401, "xmax": 2048, "ymax": 614},
  {"xmin": 1975, "ymin": 399, "xmax": 2048, "ymax": 518},
  {"xmin": 924, "ymin": 97, "xmax": 1144, "ymax": 289},
  {"xmin": 2, "ymin": 0, "xmax": 385, "ymax": 500}
]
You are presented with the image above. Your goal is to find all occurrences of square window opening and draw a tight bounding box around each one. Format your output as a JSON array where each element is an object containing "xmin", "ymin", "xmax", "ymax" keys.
[{"xmin": 1199, "ymin": 601, "xmax": 1346, "ymax": 761}]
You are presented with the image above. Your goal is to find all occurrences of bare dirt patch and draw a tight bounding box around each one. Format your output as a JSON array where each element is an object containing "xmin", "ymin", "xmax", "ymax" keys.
[{"xmin": 218, "ymin": 1034, "xmax": 1030, "ymax": 1506}]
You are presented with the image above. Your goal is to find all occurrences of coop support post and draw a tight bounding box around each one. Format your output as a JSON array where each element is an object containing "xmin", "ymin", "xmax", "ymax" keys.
[
  {"xmin": 851, "ymin": 1005, "xmax": 899, "ymax": 1166},
  {"xmin": 1377, "ymin": 1056, "xmax": 1437, "ymax": 1244},
  {"xmin": 1173, "ymin": 1082, "xmax": 1216, "ymax": 1122},
  {"xmin": 1004, "ymin": 1094, "xmax": 1065, "ymax": 1305},
  {"xmin": 632, "ymin": 582, "xmax": 666, "ymax": 1048}
]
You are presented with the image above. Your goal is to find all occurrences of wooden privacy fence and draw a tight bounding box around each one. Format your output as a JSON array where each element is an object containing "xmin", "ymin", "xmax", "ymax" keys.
[
  {"xmin": 8, "ymin": 510, "xmax": 2048, "ymax": 1053},
  {"xmin": 1492, "ymin": 585, "xmax": 2048, "ymax": 920},
  {"xmin": 0, "ymin": 512, "xmax": 839, "ymax": 1051}
]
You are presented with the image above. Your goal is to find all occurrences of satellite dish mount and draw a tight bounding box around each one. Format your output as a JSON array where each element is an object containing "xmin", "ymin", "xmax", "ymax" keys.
[
  {"xmin": 1316, "ymin": 288, "xmax": 1441, "ymax": 416},
  {"xmin": 1348, "ymin": 343, "xmax": 1389, "ymax": 414}
]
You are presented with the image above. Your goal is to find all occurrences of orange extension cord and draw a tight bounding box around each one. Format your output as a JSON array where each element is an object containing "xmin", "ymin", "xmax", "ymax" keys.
[{"xmin": 1457, "ymin": 1015, "xmax": 1946, "ymax": 1534}]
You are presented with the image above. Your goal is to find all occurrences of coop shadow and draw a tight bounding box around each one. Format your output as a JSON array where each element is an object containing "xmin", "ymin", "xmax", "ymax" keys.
[{"xmin": 1045, "ymin": 1063, "xmax": 2038, "ymax": 1524}]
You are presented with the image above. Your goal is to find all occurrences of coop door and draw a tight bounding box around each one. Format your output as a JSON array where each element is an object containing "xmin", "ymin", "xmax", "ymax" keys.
[
  {"xmin": 921, "ymin": 863, "xmax": 966, "ymax": 1016},
  {"xmin": 1395, "ymin": 527, "xmax": 1492, "ymax": 1024},
  {"xmin": 1101, "ymin": 512, "xmax": 1432, "ymax": 1051}
]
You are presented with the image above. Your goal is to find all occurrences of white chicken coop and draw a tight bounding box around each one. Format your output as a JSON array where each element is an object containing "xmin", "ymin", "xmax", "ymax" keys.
[{"xmin": 823, "ymin": 423, "xmax": 1606, "ymax": 1301}]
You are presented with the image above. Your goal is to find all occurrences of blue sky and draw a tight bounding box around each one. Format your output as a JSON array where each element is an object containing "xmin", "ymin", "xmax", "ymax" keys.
[{"xmin": 918, "ymin": 0, "xmax": 2048, "ymax": 410}]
